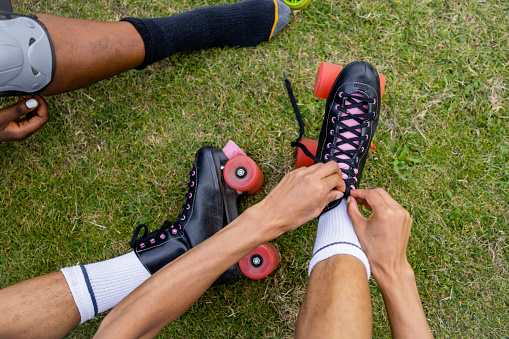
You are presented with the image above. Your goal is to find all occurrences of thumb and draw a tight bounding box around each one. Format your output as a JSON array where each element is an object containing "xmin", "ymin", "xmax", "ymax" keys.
[
  {"xmin": 318, "ymin": 190, "xmax": 345, "ymax": 213},
  {"xmin": 347, "ymin": 196, "xmax": 366, "ymax": 232},
  {"xmin": 0, "ymin": 99, "xmax": 40, "ymax": 126}
]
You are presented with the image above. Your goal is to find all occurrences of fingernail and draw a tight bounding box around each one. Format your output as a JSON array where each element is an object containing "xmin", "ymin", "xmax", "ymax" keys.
[
  {"xmin": 347, "ymin": 196, "xmax": 352, "ymax": 203},
  {"xmin": 335, "ymin": 192, "xmax": 344, "ymax": 200},
  {"xmin": 26, "ymin": 99, "xmax": 38, "ymax": 109}
]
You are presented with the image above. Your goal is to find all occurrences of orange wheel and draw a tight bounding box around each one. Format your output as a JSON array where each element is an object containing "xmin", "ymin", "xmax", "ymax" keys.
[
  {"xmin": 223, "ymin": 155, "xmax": 264, "ymax": 193},
  {"xmin": 379, "ymin": 73, "xmax": 386, "ymax": 98},
  {"xmin": 239, "ymin": 243, "xmax": 280, "ymax": 280},
  {"xmin": 295, "ymin": 138, "xmax": 318, "ymax": 169},
  {"xmin": 314, "ymin": 62, "xmax": 343, "ymax": 99},
  {"xmin": 246, "ymin": 170, "xmax": 265, "ymax": 195}
]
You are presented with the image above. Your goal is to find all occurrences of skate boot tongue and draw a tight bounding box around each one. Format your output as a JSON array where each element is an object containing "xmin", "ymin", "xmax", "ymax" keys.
[{"xmin": 331, "ymin": 92, "xmax": 375, "ymax": 189}]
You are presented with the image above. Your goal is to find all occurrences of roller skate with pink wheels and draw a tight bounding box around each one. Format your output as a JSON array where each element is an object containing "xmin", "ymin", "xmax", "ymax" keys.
[
  {"xmin": 130, "ymin": 141, "xmax": 280, "ymax": 285},
  {"xmin": 285, "ymin": 61, "xmax": 385, "ymax": 211}
]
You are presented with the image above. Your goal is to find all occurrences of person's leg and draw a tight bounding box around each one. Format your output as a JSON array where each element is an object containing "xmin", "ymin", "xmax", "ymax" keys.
[
  {"xmin": 37, "ymin": 14, "xmax": 145, "ymax": 95},
  {"xmin": 0, "ymin": 272, "xmax": 79, "ymax": 338},
  {"xmin": 0, "ymin": 252, "xmax": 150, "ymax": 338},
  {"xmin": 292, "ymin": 60, "xmax": 383, "ymax": 337},
  {"xmin": 38, "ymin": 0, "xmax": 290, "ymax": 95},
  {"xmin": 295, "ymin": 199, "xmax": 372, "ymax": 338},
  {"xmin": 295, "ymin": 255, "xmax": 372, "ymax": 338}
]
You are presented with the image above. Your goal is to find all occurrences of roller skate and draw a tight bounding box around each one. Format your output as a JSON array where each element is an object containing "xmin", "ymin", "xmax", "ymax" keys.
[
  {"xmin": 286, "ymin": 61, "xmax": 385, "ymax": 212},
  {"xmin": 130, "ymin": 141, "xmax": 280, "ymax": 286}
]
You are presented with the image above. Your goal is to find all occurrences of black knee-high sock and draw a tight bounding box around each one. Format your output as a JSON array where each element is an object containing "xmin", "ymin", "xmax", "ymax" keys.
[{"xmin": 122, "ymin": 0, "xmax": 290, "ymax": 69}]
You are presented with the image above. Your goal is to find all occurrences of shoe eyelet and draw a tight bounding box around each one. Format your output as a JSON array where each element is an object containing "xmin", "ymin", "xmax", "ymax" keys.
[
  {"xmin": 331, "ymin": 117, "xmax": 336, "ymax": 123},
  {"xmin": 327, "ymin": 143, "xmax": 331, "ymax": 148},
  {"xmin": 150, "ymin": 238, "xmax": 155, "ymax": 244},
  {"xmin": 338, "ymin": 92, "xmax": 343, "ymax": 98},
  {"xmin": 325, "ymin": 154, "xmax": 329, "ymax": 160},
  {"xmin": 335, "ymin": 104, "xmax": 340, "ymax": 110},
  {"xmin": 330, "ymin": 129, "xmax": 334, "ymax": 136},
  {"xmin": 191, "ymin": 171, "xmax": 195, "ymax": 176},
  {"xmin": 172, "ymin": 229, "xmax": 178, "ymax": 235},
  {"xmin": 140, "ymin": 243, "xmax": 145, "ymax": 249},
  {"xmin": 188, "ymin": 193, "xmax": 193, "ymax": 198},
  {"xmin": 181, "ymin": 215, "xmax": 186, "ymax": 221},
  {"xmin": 186, "ymin": 204, "xmax": 190, "ymax": 210},
  {"xmin": 190, "ymin": 181, "xmax": 195, "ymax": 187},
  {"xmin": 350, "ymin": 185, "xmax": 355, "ymax": 190},
  {"xmin": 160, "ymin": 234, "xmax": 166, "ymax": 240}
]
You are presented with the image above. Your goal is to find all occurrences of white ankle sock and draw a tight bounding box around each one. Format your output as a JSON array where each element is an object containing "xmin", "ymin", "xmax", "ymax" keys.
[
  {"xmin": 309, "ymin": 200, "xmax": 370, "ymax": 279},
  {"xmin": 61, "ymin": 251, "xmax": 151, "ymax": 323}
]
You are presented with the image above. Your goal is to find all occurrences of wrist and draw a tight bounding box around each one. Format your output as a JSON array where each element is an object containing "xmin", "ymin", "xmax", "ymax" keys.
[
  {"xmin": 244, "ymin": 200, "xmax": 283, "ymax": 243},
  {"xmin": 372, "ymin": 262, "xmax": 415, "ymax": 292}
]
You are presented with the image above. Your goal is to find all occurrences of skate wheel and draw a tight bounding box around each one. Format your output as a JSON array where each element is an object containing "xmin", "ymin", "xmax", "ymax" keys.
[
  {"xmin": 239, "ymin": 243, "xmax": 280, "ymax": 280},
  {"xmin": 282, "ymin": 0, "xmax": 312, "ymax": 10},
  {"xmin": 379, "ymin": 73, "xmax": 386, "ymax": 98},
  {"xmin": 295, "ymin": 138, "xmax": 318, "ymax": 169},
  {"xmin": 223, "ymin": 155, "xmax": 264, "ymax": 194},
  {"xmin": 314, "ymin": 62, "xmax": 343, "ymax": 99}
]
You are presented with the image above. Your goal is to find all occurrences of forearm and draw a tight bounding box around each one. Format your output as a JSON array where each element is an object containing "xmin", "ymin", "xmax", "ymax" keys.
[
  {"xmin": 374, "ymin": 266, "xmax": 432, "ymax": 339},
  {"xmin": 94, "ymin": 206, "xmax": 268, "ymax": 339}
]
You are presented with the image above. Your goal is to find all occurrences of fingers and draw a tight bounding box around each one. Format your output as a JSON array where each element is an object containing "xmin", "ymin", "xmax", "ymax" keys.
[
  {"xmin": 346, "ymin": 196, "xmax": 367, "ymax": 230},
  {"xmin": 0, "ymin": 98, "xmax": 40, "ymax": 126},
  {"xmin": 354, "ymin": 189, "xmax": 405, "ymax": 215},
  {"xmin": 308, "ymin": 161, "xmax": 346, "ymax": 192},
  {"xmin": 0, "ymin": 96, "xmax": 49, "ymax": 142}
]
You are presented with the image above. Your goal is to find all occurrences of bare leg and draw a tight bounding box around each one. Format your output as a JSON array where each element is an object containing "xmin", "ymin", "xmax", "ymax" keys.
[
  {"xmin": 38, "ymin": 14, "xmax": 145, "ymax": 95},
  {"xmin": 295, "ymin": 255, "xmax": 372, "ymax": 339},
  {"xmin": 0, "ymin": 272, "xmax": 80, "ymax": 339}
]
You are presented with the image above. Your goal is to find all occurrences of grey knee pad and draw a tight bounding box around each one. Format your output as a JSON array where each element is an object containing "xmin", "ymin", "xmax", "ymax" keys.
[{"xmin": 0, "ymin": 12, "xmax": 55, "ymax": 97}]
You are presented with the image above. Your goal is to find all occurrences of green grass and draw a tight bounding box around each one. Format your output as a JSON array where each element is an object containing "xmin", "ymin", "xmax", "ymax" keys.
[{"xmin": 1, "ymin": 0, "xmax": 508, "ymax": 337}]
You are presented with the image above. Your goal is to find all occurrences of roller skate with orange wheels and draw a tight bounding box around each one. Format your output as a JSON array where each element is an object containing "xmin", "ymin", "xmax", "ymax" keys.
[
  {"xmin": 285, "ymin": 61, "xmax": 385, "ymax": 211},
  {"xmin": 282, "ymin": 0, "xmax": 312, "ymax": 10},
  {"xmin": 130, "ymin": 140, "xmax": 280, "ymax": 285}
]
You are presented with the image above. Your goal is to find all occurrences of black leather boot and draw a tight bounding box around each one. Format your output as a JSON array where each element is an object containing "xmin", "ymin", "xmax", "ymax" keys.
[
  {"xmin": 286, "ymin": 61, "xmax": 382, "ymax": 213},
  {"xmin": 316, "ymin": 61, "xmax": 381, "ymax": 212},
  {"xmin": 130, "ymin": 144, "xmax": 257, "ymax": 286}
]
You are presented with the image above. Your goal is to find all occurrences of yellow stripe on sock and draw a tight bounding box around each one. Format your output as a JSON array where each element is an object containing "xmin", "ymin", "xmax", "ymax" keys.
[{"xmin": 269, "ymin": 0, "xmax": 279, "ymax": 39}]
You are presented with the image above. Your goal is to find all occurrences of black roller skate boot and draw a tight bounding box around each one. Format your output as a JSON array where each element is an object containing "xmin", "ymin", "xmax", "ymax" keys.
[
  {"xmin": 286, "ymin": 61, "xmax": 382, "ymax": 213},
  {"xmin": 130, "ymin": 141, "xmax": 263, "ymax": 286},
  {"xmin": 316, "ymin": 61, "xmax": 381, "ymax": 212}
]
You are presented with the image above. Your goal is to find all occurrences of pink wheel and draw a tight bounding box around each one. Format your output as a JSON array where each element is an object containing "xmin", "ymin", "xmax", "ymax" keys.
[
  {"xmin": 223, "ymin": 155, "xmax": 264, "ymax": 194},
  {"xmin": 239, "ymin": 243, "xmax": 280, "ymax": 280},
  {"xmin": 314, "ymin": 62, "xmax": 343, "ymax": 99},
  {"xmin": 295, "ymin": 138, "xmax": 318, "ymax": 169}
]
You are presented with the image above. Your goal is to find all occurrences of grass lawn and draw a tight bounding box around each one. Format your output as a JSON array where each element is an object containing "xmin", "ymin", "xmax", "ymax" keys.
[{"xmin": 1, "ymin": 0, "xmax": 508, "ymax": 337}]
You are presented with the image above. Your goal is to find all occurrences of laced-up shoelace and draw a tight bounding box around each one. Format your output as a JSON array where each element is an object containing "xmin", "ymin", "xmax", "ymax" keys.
[
  {"xmin": 130, "ymin": 167, "xmax": 197, "ymax": 249},
  {"xmin": 284, "ymin": 73, "xmax": 375, "ymax": 198}
]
